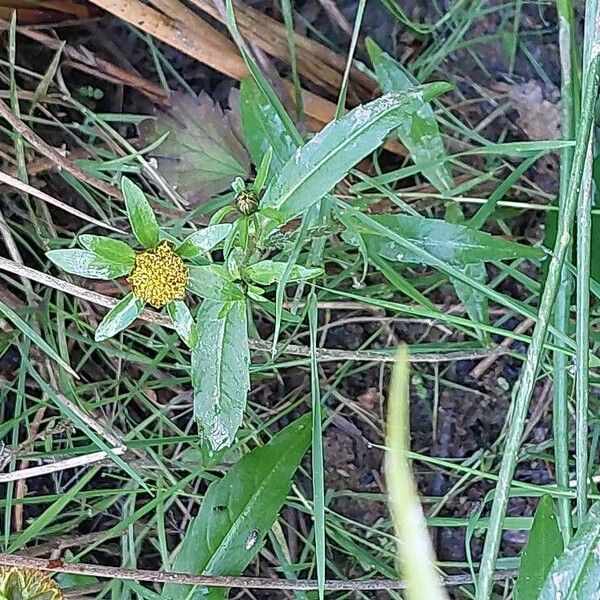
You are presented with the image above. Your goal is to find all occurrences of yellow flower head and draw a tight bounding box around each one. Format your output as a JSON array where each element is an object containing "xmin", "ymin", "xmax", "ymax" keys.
[
  {"xmin": 127, "ymin": 240, "xmax": 188, "ymax": 308},
  {"xmin": 0, "ymin": 567, "xmax": 64, "ymax": 600}
]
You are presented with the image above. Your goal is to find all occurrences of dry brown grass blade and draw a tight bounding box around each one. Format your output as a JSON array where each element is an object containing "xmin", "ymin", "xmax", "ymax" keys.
[{"xmin": 189, "ymin": 0, "xmax": 375, "ymax": 99}]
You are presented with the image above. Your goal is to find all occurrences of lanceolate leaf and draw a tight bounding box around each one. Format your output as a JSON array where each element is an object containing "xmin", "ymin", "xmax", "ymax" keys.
[
  {"xmin": 366, "ymin": 38, "xmax": 454, "ymax": 194},
  {"xmin": 515, "ymin": 496, "xmax": 563, "ymax": 600},
  {"xmin": 361, "ymin": 213, "xmax": 544, "ymax": 265},
  {"xmin": 537, "ymin": 501, "xmax": 600, "ymax": 599},
  {"xmin": 240, "ymin": 77, "xmax": 298, "ymax": 174},
  {"xmin": 95, "ymin": 293, "xmax": 144, "ymax": 342},
  {"xmin": 79, "ymin": 234, "xmax": 135, "ymax": 268},
  {"xmin": 192, "ymin": 300, "xmax": 250, "ymax": 450},
  {"xmin": 163, "ymin": 413, "xmax": 311, "ymax": 600},
  {"xmin": 188, "ymin": 265, "xmax": 245, "ymax": 301},
  {"xmin": 176, "ymin": 224, "xmax": 233, "ymax": 259},
  {"xmin": 139, "ymin": 92, "xmax": 250, "ymax": 202},
  {"xmin": 122, "ymin": 177, "xmax": 160, "ymax": 248},
  {"xmin": 260, "ymin": 86, "xmax": 452, "ymax": 222},
  {"xmin": 47, "ymin": 249, "xmax": 131, "ymax": 280}
]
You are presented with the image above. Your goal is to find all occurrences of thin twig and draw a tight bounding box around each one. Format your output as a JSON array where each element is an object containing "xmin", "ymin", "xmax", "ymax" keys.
[
  {"xmin": 0, "ymin": 554, "xmax": 516, "ymax": 591},
  {"xmin": 0, "ymin": 449, "xmax": 126, "ymax": 483}
]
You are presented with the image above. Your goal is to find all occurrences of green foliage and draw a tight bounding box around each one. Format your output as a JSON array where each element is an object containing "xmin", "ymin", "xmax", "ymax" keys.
[
  {"xmin": 538, "ymin": 501, "xmax": 600, "ymax": 599},
  {"xmin": 163, "ymin": 413, "xmax": 311, "ymax": 599},
  {"xmin": 191, "ymin": 300, "xmax": 250, "ymax": 451},
  {"xmin": 46, "ymin": 248, "xmax": 131, "ymax": 279},
  {"xmin": 260, "ymin": 86, "xmax": 452, "ymax": 222},
  {"xmin": 366, "ymin": 38, "xmax": 454, "ymax": 193},
  {"xmin": 122, "ymin": 176, "xmax": 160, "ymax": 248},
  {"xmin": 515, "ymin": 496, "xmax": 563, "ymax": 600},
  {"xmin": 95, "ymin": 293, "xmax": 144, "ymax": 342}
]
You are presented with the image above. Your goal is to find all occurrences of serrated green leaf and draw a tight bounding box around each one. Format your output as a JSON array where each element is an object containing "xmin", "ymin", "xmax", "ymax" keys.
[
  {"xmin": 176, "ymin": 224, "xmax": 233, "ymax": 259},
  {"xmin": 192, "ymin": 300, "xmax": 249, "ymax": 451},
  {"xmin": 47, "ymin": 249, "xmax": 131, "ymax": 280},
  {"xmin": 167, "ymin": 300, "xmax": 197, "ymax": 348},
  {"xmin": 260, "ymin": 86, "xmax": 452, "ymax": 222},
  {"xmin": 243, "ymin": 260, "xmax": 323, "ymax": 285},
  {"xmin": 163, "ymin": 413, "xmax": 311, "ymax": 600},
  {"xmin": 240, "ymin": 77, "xmax": 297, "ymax": 174},
  {"xmin": 121, "ymin": 177, "xmax": 159, "ymax": 248},
  {"xmin": 515, "ymin": 496, "xmax": 563, "ymax": 600},
  {"xmin": 139, "ymin": 92, "xmax": 250, "ymax": 202},
  {"xmin": 361, "ymin": 214, "xmax": 544, "ymax": 265},
  {"xmin": 79, "ymin": 234, "xmax": 135, "ymax": 267},
  {"xmin": 366, "ymin": 38, "xmax": 453, "ymax": 194},
  {"xmin": 187, "ymin": 265, "xmax": 245, "ymax": 301},
  {"xmin": 537, "ymin": 501, "xmax": 600, "ymax": 599},
  {"xmin": 95, "ymin": 293, "xmax": 144, "ymax": 342}
]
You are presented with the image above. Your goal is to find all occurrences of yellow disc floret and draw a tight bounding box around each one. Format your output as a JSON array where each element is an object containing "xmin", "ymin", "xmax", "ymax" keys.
[
  {"xmin": 0, "ymin": 566, "xmax": 64, "ymax": 600},
  {"xmin": 127, "ymin": 240, "xmax": 188, "ymax": 308}
]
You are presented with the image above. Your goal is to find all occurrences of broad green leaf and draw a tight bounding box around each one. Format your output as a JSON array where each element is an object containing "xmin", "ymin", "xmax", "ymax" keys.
[
  {"xmin": 79, "ymin": 234, "xmax": 135, "ymax": 268},
  {"xmin": 163, "ymin": 413, "xmax": 311, "ymax": 600},
  {"xmin": 386, "ymin": 347, "xmax": 447, "ymax": 599},
  {"xmin": 243, "ymin": 260, "xmax": 323, "ymax": 285},
  {"xmin": 360, "ymin": 214, "xmax": 544, "ymax": 265},
  {"xmin": 167, "ymin": 301, "xmax": 197, "ymax": 348},
  {"xmin": 187, "ymin": 265, "xmax": 245, "ymax": 301},
  {"xmin": 366, "ymin": 38, "xmax": 453, "ymax": 194},
  {"xmin": 515, "ymin": 496, "xmax": 563, "ymax": 600},
  {"xmin": 176, "ymin": 224, "xmax": 233, "ymax": 259},
  {"xmin": 537, "ymin": 501, "xmax": 600, "ymax": 599},
  {"xmin": 260, "ymin": 86, "xmax": 452, "ymax": 222},
  {"xmin": 191, "ymin": 300, "xmax": 249, "ymax": 450},
  {"xmin": 139, "ymin": 92, "xmax": 250, "ymax": 201},
  {"xmin": 47, "ymin": 249, "xmax": 131, "ymax": 280},
  {"xmin": 240, "ymin": 77, "xmax": 297, "ymax": 174},
  {"xmin": 95, "ymin": 293, "xmax": 144, "ymax": 342},
  {"xmin": 122, "ymin": 177, "xmax": 159, "ymax": 248}
]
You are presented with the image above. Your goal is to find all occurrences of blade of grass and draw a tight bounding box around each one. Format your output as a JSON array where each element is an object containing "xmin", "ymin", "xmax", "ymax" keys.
[
  {"xmin": 386, "ymin": 345, "xmax": 448, "ymax": 599},
  {"xmin": 475, "ymin": 19, "xmax": 600, "ymax": 598},
  {"xmin": 279, "ymin": 0, "xmax": 303, "ymax": 119},
  {"xmin": 552, "ymin": 0, "xmax": 579, "ymax": 544},
  {"xmin": 575, "ymin": 0, "xmax": 599, "ymax": 526},
  {"xmin": 334, "ymin": 0, "xmax": 366, "ymax": 119},
  {"xmin": 308, "ymin": 291, "xmax": 325, "ymax": 600},
  {"xmin": 0, "ymin": 298, "xmax": 77, "ymax": 378}
]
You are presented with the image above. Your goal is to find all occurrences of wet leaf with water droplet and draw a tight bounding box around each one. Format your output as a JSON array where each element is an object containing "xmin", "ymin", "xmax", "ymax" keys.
[
  {"xmin": 192, "ymin": 300, "xmax": 249, "ymax": 451},
  {"xmin": 260, "ymin": 86, "xmax": 452, "ymax": 222}
]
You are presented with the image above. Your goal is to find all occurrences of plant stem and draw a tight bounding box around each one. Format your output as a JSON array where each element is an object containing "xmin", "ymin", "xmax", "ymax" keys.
[
  {"xmin": 575, "ymin": 0, "xmax": 599, "ymax": 526},
  {"xmin": 474, "ymin": 46, "xmax": 600, "ymax": 600},
  {"xmin": 552, "ymin": 0, "xmax": 578, "ymax": 543}
]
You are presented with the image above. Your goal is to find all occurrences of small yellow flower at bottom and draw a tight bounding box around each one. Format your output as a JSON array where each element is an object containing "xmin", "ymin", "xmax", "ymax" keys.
[
  {"xmin": 127, "ymin": 240, "xmax": 189, "ymax": 308},
  {"xmin": 0, "ymin": 567, "xmax": 64, "ymax": 600}
]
